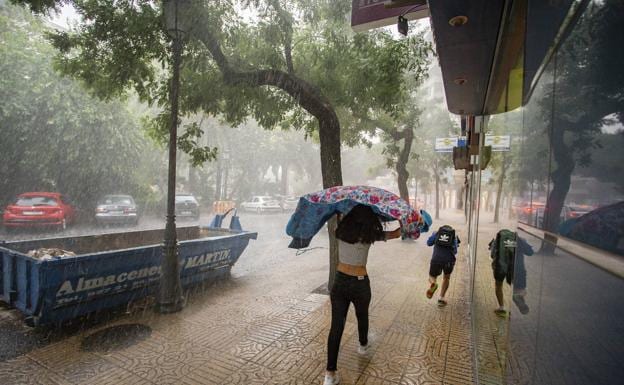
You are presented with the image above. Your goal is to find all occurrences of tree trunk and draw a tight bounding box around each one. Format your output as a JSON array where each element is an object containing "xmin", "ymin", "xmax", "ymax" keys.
[
  {"xmin": 188, "ymin": 167, "xmax": 199, "ymax": 200},
  {"xmin": 319, "ymin": 115, "xmax": 343, "ymax": 291},
  {"xmin": 457, "ymin": 184, "xmax": 464, "ymax": 210},
  {"xmin": 396, "ymin": 128, "xmax": 413, "ymax": 202},
  {"xmin": 435, "ymin": 169, "xmax": 440, "ymax": 219},
  {"xmin": 484, "ymin": 191, "xmax": 492, "ymax": 212},
  {"xmin": 541, "ymin": 120, "xmax": 575, "ymax": 253},
  {"xmin": 215, "ymin": 163, "xmax": 222, "ymax": 201},
  {"xmin": 223, "ymin": 162, "xmax": 229, "ymax": 200},
  {"xmin": 281, "ymin": 163, "xmax": 289, "ymax": 195},
  {"xmin": 413, "ymin": 178, "xmax": 418, "ymax": 208},
  {"xmin": 493, "ymin": 156, "xmax": 508, "ymax": 223}
]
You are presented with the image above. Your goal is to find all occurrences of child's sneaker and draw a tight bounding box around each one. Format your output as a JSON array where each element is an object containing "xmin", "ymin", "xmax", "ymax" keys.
[
  {"xmin": 513, "ymin": 294, "xmax": 530, "ymax": 314},
  {"xmin": 426, "ymin": 283, "xmax": 438, "ymax": 299},
  {"xmin": 437, "ymin": 298, "xmax": 447, "ymax": 307},
  {"xmin": 323, "ymin": 372, "xmax": 340, "ymax": 385},
  {"xmin": 494, "ymin": 308, "xmax": 508, "ymax": 317},
  {"xmin": 357, "ymin": 343, "xmax": 369, "ymax": 355}
]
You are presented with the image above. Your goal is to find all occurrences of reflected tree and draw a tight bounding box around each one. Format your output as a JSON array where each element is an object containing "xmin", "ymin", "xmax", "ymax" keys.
[{"xmin": 541, "ymin": 0, "xmax": 624, "ymax": 235}]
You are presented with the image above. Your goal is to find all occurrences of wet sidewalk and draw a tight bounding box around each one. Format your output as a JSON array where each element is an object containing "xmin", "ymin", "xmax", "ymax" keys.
[{"xmin": 0, "ymin": 212, "xmax": 480, "ymax": 385}]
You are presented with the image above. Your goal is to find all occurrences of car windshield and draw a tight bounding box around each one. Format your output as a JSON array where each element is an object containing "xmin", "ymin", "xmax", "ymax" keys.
[
  {"xmin": 99, "ymin": 196, "xmax": 134, "ymax": 205},
  {"xmin": 15, "ymin": 196, "xmax": 59, "ymax": 206},
  {"xmin": 175, "ymin": 195, "xmax": 197, "ymax": 204}
]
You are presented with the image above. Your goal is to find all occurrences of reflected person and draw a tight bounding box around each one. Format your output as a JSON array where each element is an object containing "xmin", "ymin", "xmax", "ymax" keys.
[{"xmin": 489, "ymin": 229, "xmax": 534, "ymax": 316}]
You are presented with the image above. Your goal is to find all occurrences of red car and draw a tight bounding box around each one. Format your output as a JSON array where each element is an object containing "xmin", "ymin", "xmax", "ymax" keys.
[{"xmin": 3, "ymin": 192, "xmax": 76, "ymax": 230}]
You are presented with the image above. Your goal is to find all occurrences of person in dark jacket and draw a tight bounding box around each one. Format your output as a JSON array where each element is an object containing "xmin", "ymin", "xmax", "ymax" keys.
[{"xmin": 426, "ymin": 225, "xmax": 460, "ymax": 306}]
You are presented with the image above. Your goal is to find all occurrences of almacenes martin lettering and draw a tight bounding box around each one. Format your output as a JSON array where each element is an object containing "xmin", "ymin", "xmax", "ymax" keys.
[{"xmin": 55, "ymin": 249, "xmax": 231, "ymax": 297}]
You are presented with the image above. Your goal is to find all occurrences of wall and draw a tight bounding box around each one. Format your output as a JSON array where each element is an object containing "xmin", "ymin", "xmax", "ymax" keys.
[{"xmin": 471, "ymin": 1, "xmax": 624, "ymax": 383}]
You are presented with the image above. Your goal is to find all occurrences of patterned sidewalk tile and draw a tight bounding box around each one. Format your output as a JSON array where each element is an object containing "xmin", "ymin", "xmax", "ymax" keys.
[{"xmin": 0, "ymin": 213, "xmax": 521, "ymax": 385}]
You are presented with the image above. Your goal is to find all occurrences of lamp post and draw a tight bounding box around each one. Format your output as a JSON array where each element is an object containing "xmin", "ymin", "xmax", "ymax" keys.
[{"xmin": 157, "ymin": 0, "xmax": 190, "ymax": 313}]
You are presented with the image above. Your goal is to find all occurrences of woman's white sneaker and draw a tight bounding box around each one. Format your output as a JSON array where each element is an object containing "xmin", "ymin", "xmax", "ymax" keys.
[
  {"xmin": 357, "ymin": 343, "xmax": 369, "ymax": 355},
  {"xmin": 323, "ymin": 372, "xmax": 340, "ymax": 385}
]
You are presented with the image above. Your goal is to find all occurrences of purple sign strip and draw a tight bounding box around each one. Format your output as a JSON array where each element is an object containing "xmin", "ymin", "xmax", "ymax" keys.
[{"xmin": 351, "ymin": 0, "xmax": 429, "ymax": 31}]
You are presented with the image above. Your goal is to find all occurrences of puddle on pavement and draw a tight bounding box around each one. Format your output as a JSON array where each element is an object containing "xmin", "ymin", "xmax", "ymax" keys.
[{"xmin": 80, "ymin": 323, "xmax": 152, "ymax": 352}]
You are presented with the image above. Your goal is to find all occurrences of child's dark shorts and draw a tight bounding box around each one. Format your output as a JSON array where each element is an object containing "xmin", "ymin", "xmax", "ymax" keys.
[{"xmin": 430, "ymin": 261, "xmax": 455, "ymax": 277}]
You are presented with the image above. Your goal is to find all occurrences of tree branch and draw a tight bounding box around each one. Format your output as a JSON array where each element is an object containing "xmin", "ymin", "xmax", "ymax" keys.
[
  {"xmin": 284, "ymin": 37, "xmax": 294, "ymax": 74},
  {"xmin": 197, "ymin": 29, "xmax": 334, "ymax": 121}
]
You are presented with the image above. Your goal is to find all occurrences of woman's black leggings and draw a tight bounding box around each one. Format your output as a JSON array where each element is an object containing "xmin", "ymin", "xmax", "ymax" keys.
[{"xmin": 326, "ymin": 271, "xmax": 372, "ymax": 371}]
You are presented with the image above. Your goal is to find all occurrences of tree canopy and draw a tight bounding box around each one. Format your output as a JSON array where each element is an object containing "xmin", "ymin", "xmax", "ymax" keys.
[
  {"xmin": 13, "ymin": 0, "xmax": 431, "ymax": 189},
  {"xmin": 0, "ymin": 4, "xmax": 153, "ymax": 210}
]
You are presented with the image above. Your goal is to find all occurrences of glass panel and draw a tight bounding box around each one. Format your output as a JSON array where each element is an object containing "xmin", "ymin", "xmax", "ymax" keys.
[
  {"xmin": 551, "ymin": 0, "xmax": 624, "ymax": 256},
  {"xmin": 472, "ymin": 110, "xmax": 525, "ymax": 383},
  {"xmin": 507, "ymin": 2, "xmax": 624, "ymax": 385}
]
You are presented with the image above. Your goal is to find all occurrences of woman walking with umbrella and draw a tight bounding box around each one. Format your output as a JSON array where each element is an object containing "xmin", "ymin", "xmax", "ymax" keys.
[
  {"xmin": 323, "ymin": 204, "xmax": 401, "ymax": 385},
  {"xmin": 285, "ymin": 186, "xmax": 431, "ymax": 385}
]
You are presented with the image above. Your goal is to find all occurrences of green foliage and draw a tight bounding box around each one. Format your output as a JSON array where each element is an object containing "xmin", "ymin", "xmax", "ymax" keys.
[
  {"xmin": 0, "ymin": 4, "xmax": 155, "ymax": 209},
  {"xmin": 12, "ymin": 0, "xmax": 432, "ymax": 164}
]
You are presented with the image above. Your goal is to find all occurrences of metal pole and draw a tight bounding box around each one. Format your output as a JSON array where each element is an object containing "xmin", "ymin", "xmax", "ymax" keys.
[{"xmin": 157, "ymin": 34, "xmax": 185, "ymax": 313}]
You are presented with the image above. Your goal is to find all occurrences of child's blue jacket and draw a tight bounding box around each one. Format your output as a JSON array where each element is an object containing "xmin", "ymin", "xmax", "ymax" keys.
[{"xmin": 427, "ymin": 231, "xmax": 460, "ymax": 263}]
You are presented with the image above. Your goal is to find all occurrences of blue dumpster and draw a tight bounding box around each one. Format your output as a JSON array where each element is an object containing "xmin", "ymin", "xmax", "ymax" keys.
[{"xmin": 0, "ymin": 224, "xmax": 256, "ymax": 325}]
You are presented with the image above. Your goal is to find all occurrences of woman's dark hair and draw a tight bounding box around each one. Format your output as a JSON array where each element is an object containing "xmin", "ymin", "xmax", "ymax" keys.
[{"xmin": 335, "ymin": 204, "xmax": 384, "ymax": 244}]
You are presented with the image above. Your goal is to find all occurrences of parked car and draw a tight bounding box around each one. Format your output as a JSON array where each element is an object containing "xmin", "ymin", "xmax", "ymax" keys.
[
  {"xmin": 95, "ymin": 194, "xmax": 139, "ymax": 226},
  {"xmin": 175, "ymin": 194, "xmax": 200, "ymax": 220},
  {"xmin": 280, "ymin": 196, "xmax": 299, "ymax": 211},
  {"xmin": 561, "ymin": 204, "xmax": 594, "ymax": 220},
  {"xmin": 516, "ymin": 201, "xmax": 545, "ymax": 224},
  {"xmin": 240, "ymin": 196, "xmax": 282, "ymax": 213},
  {"xmin": 2, "ymin": 192, "xmax": 76, "ymax": 231}
]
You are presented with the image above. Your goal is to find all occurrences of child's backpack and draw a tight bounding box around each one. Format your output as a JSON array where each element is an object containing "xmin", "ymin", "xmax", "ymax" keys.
[
  {"xmin": 435, "ymin": 225, "xmax": 456, "ymax": 248},
  {"xmin": 490, "ymin": 229, "xmax": 517, "ymax": 282}
]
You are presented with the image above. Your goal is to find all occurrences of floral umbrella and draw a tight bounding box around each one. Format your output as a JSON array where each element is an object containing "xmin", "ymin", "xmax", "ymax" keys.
[{"xmin": 286, "ymin": 185, "xmax": 432, "ymax": 249}]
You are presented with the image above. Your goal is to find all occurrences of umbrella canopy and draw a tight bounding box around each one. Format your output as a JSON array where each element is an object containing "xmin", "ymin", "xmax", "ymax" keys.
[
  {"xmin": 558, "ymin": 201, "xmax": 624, "ymax": 256},
  {"xmin": 286, "ymin": 185, "xmax": 432, "ymax": 249}
]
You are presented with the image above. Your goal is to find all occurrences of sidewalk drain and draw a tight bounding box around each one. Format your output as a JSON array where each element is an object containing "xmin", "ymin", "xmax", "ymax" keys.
[{"xmin": 81, "ymin": 324, "xmax": 152, "ymax": 352}]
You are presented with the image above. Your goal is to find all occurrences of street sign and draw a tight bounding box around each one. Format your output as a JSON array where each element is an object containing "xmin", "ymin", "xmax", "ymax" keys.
[
  {"xmin": 436, "ymin": 135, "xmax": 510, "ymax": 152},
  {"xmin": 484, "ymin": 135, "xmax": 511, "ymax": 151},
  {"xmin": 351, "ymin": 0, "xmax": 429, "ymax": 32},
  {"xmin": 434, "ymin": 137, "xmax": 458, "ymax": 152}
]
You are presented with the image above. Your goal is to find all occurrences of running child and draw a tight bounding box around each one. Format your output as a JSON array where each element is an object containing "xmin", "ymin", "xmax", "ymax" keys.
[{"xmin": 426, "ymin": 225, "xmax": 460, "ymax": 306}]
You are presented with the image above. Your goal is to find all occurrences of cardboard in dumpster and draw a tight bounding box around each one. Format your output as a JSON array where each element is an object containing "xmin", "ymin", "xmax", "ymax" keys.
[{"xmin": 27, "ymin": 248, "xmax": 76, "ymax": 261}]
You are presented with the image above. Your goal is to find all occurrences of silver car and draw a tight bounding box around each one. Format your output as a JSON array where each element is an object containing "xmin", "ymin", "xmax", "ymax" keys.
[
  {"xmin": 280, "ymin": 196, "xmax": 299, "ymax": 211},
  {"xmin": 95, "ymin": 194, "xmax": 139, "ymax": 226},
  {"xmin": 240, "ymin": 196, "xmax": 282, "ymax": 213}
]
